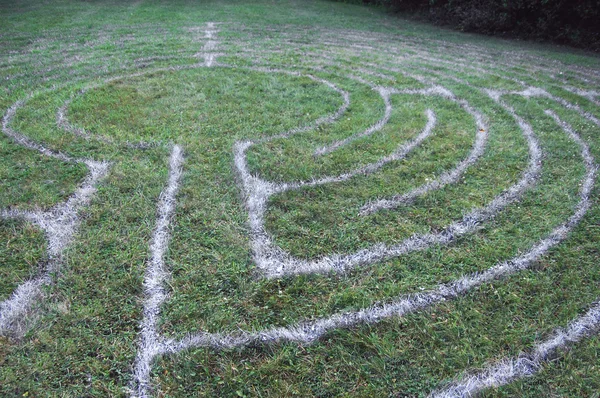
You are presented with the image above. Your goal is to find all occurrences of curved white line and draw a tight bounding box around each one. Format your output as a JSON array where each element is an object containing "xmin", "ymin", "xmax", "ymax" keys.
[
  {"xmin": 153, "ymin": 106, "xmax": 594, "ymax": 376},
  {"xmin": 429, "ymin": 110, "xmax": 598, "ymax": 398},
  {"xmin": 0, "ymin": 97, "xmax": 110, "ymax": 338},
  {"xmin": 359, "ymin": 88, "xmax": 488, "ymax": 215},
  {"xmin": 242, "ymin": 89, "xmax": 541, "ymax": 278}
]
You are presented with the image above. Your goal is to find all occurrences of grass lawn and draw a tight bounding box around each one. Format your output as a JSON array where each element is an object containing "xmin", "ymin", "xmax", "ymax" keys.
[{"xmin": 1, "ymin": 0, "xmax": 599, "ymax": 396}]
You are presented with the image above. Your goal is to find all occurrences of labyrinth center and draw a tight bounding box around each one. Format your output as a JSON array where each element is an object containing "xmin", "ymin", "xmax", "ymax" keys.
[{"xmin": 1, "ymin": 20, "xmax": 599, "ymax": 397}]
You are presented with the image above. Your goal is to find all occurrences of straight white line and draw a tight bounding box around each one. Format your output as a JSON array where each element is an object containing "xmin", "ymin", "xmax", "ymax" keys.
[
  {"xmin": 131, "ymin": 145, "xmax": 184, "ymax": 398},
  {"xmin": 192, "ymin": 22, "xmax": 220, "ymax": 65}
]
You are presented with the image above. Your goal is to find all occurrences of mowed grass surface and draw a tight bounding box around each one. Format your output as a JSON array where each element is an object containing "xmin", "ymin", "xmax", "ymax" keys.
[{"xmin": 1, "ymin": 0, "xmax": 600, "ymax": 397}]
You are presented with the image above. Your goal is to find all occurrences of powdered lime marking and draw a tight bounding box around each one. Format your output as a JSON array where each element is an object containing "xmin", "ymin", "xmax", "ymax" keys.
[
  {"xmin": 562, "ymin": 86, "xmax": 600, "ymax": 107},
  {"xmin": 122, "ymin": 38, "xmax": 598, "ymax": 397},
  {"xmin": 236, "ymin": 108, "xmax": 438, "ymax": 277},
  {"xmin": 129, "ymin": 68, "xmax": 351, "ymax": 397},
  {"xmin": 203, "ymin": 22, "xmax": 218, "ymax": 52},
  {"xmin": 429, "ymin": 111, "xmax": 597, "ymax": 398},
  {"xmin": 57, "ymin": 90, "xmax": 122, "ymax": 145},
  {"xmin": 496, "ymin": 87, "xmax": 600, "ymax": 127},
  {"xmin": 150, "ymin": 102, "xmax": 592, "ymax": 370},
  {"xmin": 239, "ymin": 86, "xmax": 541, "ymax": 278},
  {"xmin": 360, "ymin": 87, "xmax": 488, "ymax": 215},
  {"xmin": 313, "ymin": 83, "xmax": 393, "ymax": 156},
  {"xmin": 430, "ymin": 302, "xmax": 600, "ymax": 398},
  {"xmin": 192, "ymin": 22, "xmax": 219, "ymax": 67},
  {"xmin": 165, "ymin": 153, "xmax": 594, "ymax": 352},
  {"xmin": 131, "ymin": 145, "xmax": 184, "ymax": 398},
  {"xmin": 3, "ymin": 99, "xmax": 73, "ymax": 163},
  {"xmin": 57, "ymin": 91, "xmax": 94, "ymax": 140},
  {"xmin": 56, "ymin": 64, "xmax": 346, "ymax": 150},
  {"xmin": 4, "ymin": 20, "xmax": 598, "ymax": 396},
  {"xmin": 0, "ymin": 97, "xmax": 110, "ymax": 337},
  {"xmin": 241, "ymin": 67, "xmax": 351, "ymax": 142}
]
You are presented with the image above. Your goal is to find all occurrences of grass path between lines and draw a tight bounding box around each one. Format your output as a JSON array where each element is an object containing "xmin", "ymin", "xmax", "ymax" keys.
[{"xmin": 1, "ymin": 1, "xmax": 600, "ymax": 397}]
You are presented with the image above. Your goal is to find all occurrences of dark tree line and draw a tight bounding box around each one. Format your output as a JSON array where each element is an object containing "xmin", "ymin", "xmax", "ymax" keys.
[{"xmin": 357, "ymin": 0, "xmax": 600, "ymax": 51}]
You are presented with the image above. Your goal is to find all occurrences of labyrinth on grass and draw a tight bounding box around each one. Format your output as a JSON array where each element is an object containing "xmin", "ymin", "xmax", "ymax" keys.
[{"xmin": 1, "ymin": 3, "xmax": 600, "ymax": 397}]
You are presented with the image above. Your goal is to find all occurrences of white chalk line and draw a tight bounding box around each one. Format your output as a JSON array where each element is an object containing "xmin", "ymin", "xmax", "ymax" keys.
[
  {"xmin": 512, "ymin": 87, "xmax": 600, "ymax": 128},
  {"xmin": 562, "ymin": 86, "xmax": 600, "ymax": 107},
  {"xmin": 239, "ymin": 85, "xmax": 540, "ymax": 278},
  {"xmin": 238, "ymin": 59, "xmax": 555, "ymax": 225},
  {"xmin": 97, "ymin": 26, "xmax": 599, "ymax": 397},
  {"xmin": 162, "ymin": 109, "xmax": 592, "ymax": 354},
  {"xmin": 17, "ymin": 22, "xmax": 584, "ymax": 398},
  {"xmin": 407, "ymin": 65, "xmax": 599, "ymax": 128},
  {"xmin": 230, "ymin": 44, "xmax": 587, "ymax": 99},
  {"xmin": 56, "ymin": 88, "xmax": 163, "ymax": 149},
  {"xmin": 6, "ymin": 23, "xmax": 594, "ymax": 103},
  {"xmin": 112, "ymin": 57, "xmax": 479, "ymax": 393},
  {"xmin": 239, "ymin": 66, "xmax": 351, "ymax": 145},
  {"xmin": 5, "ymin": 24, "xmax": 600, "ymax": 394},
  {"xmin": 126, "ymin": 38, "xmax": 596, "ymax": 290},
  {"xmin": 247, "ymin": 40, "xmax": 531, "ymax": 90},
  {"xmin": 56, "ymin": 89, "xmax": 137, "ymax": 147},
  {"xmin": 56, "ymin": 90, "xmax": 95, "ymax": 140},
  {"xmin": 130, "ymin": 145, "xmax": 184, "ymax": 398},
  {"xmin": 253, "ymin": 64, "xmax": 493, "ymax": 218},
  {"xmin": 235, "ymin": 106, "xmax": 436, "ymax": 277},
  {"xmin": 55, "ymin": 64, "xmax": 346, "ymax": 150},
  {"xmin": 127, "ymin": 65, "xmax": 353, "ymax": 398},
  {"xmin": 430, "ymin": 301, "xmax": 600, "ymax": 398},
  {"xmin": 3, "ymin": 98, "xmax": 74, "ymax": 163},
  {"xmin": 272, "ymin": 107, "xmax": 436, "ymax": 192},
  {"xmin": 1, "ymin": 96, "xmax": 111, "ymax": 337},
  {"xmin": 359, "ymin": 87, "xmax": 488, "ymax": 215},
  {"xmin": 141, "ymin": 90, "xmax": 548, "ymax": 354},
  {"xmin": 248, "ymin": 85, "xmax": 435, "ymax": 193},
  {"xmin": 355, "ymin": 64, "xmax": 578, "ymax": 218},
  {"xmin": 252, "ymin": 45, "xmax": 599, "ymax": 108},
  {"xmin": 139, "ymin": 100, "xmax": 594, "ymax": 397},
  {"xmin": 313, "ymin": 77, "xmax": 393, "ymax": 156},
  {"xmin": 233, "ymin": 23, "xmax": 599, "ymax": 87},
  {"xmin": 192, "ymin": 22, "xmax": 220, "ymax": 67},
  {"xmin": 6, "ymin": 52, "xmax": 188, "ymax": 141},
  {"xmin": 429, "ymin": 110, "xmax": 598, "ymax": 398},
  {"xmin": 409, "ymin": 62, "xmax": 599, "ymax": 130},
  {"xmin": 118, "ymin": 69, "xmax": 589, "ymax": 391}
]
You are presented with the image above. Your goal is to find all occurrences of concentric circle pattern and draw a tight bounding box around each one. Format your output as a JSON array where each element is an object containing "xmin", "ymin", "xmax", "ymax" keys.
[{"xmin": 1, "ymin": 12, "xmax": 600, "ymax": 398}]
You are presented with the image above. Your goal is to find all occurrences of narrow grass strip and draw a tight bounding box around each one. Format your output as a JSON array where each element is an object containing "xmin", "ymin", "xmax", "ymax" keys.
[
  {"xmin": 499, "ymin": 87, "xmax": 600, "ymax": 127},
  {"xmin": 359, "ymin": 87, "xmax": 488, "ymax": 215},
  {"xmin": 313, "ymin": 83, "xmax": 392, "ymax": 156}
]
